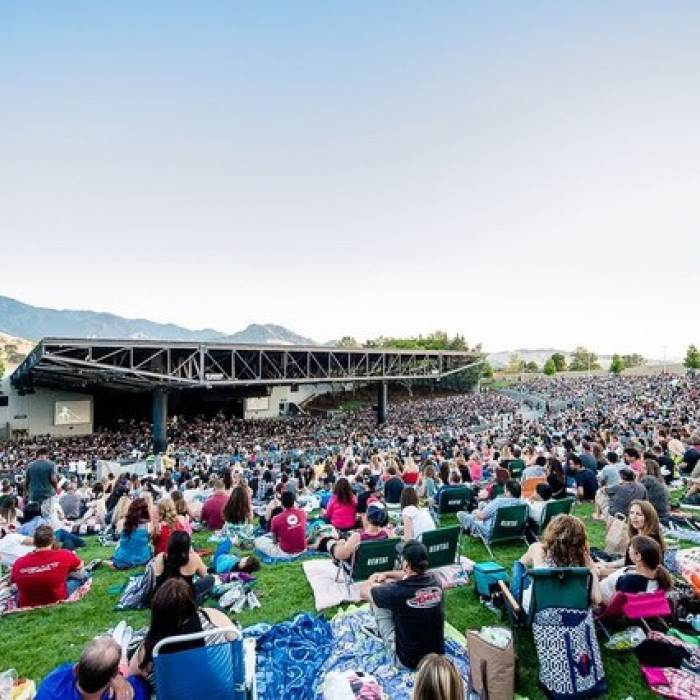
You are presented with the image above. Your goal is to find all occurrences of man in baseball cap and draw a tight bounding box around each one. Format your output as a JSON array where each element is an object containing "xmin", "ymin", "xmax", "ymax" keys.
[{"xmin": 360, "ymin": 540, "xmax": 444, "ymax": 669}]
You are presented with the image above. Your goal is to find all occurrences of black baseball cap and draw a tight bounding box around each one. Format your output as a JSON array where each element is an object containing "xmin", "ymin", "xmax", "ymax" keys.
[{"xmin": 401, "ymin": 540, "xmax": 429, "ymax": 569}]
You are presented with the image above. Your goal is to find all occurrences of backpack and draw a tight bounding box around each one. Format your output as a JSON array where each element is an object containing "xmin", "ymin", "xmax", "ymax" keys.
[
  {"xmin": 532, "ymin": 607, "xmax": 607, "ymax": 699},
  {"xmin": 116, "ymin": 564, "xmax": 156, "ymax": 610}
]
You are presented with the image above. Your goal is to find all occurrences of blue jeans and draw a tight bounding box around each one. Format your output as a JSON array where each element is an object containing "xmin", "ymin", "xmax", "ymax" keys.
[{"xmin": 55, "ymin": 529, "xmax": 85, "ymax": 550}]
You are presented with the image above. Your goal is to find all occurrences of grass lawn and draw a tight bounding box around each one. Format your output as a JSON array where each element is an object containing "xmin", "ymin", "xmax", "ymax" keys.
[{"xmin": 0, "ymin": 504, "xmax": 657, "ymax": 699}]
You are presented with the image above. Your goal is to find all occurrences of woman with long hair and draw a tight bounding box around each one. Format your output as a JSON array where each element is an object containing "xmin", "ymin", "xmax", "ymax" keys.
[
  {"xmin": 413, "ymin": 653, "xmax": 464, "ymax": 700},
  {"xmin": 153, "ymin": 499, "xmax": 183, "ymax": 556},
  {"xmin": 323, "ymin": 477, "xmax": 358, "ymax": 531},
  {"xmin": 600, "ymin": 535, "xmax": 673, "ymax": 604},
  {"xmin": 400, "ymin": 487, "xmax": 435, "ymax": 541},
  {"xmin": 222, "ymin": 486, "xmax": 252, "ymax": 526},
  {"xmin": 170, "ymin": 490, "xmax": 193, "ymax": 534},
  {"xmin": 110, "ymin": 498, "xmax": 152, "ymax": 569},
  {"xmin": 546, "ymin": 458, "xmax": 567, "ymax": 499},
  {"xmin": 519, "ymin": 514, "xmax": 602, "ymax": 608},
  {"xmin": 129, "ymin": 578, "xmax": 234, "ymax": 687},
  {"xmin": 402, "ymin": 456, "xmax": 420, "ymax": 486}
]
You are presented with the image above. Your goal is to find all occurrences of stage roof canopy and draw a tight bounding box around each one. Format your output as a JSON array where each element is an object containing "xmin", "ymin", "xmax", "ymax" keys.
[{"xmin": 11, "ymin": 338, "xmax": 483, "ymax": 393}]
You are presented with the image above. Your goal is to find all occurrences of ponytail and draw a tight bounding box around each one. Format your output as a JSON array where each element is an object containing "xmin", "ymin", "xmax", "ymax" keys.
[{"xmin": 654, "ymin": 565, "xmax": 673, "ymax": 591}]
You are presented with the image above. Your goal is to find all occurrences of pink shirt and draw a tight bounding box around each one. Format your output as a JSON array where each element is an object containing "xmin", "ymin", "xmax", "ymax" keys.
[{"xmin": 324, "ymin": 495, "xmax": 358, "ymax": 530}]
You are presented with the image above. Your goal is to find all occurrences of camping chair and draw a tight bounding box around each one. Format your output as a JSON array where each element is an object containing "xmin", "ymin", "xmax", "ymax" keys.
[
  {"xmin": 499, "ymin": 566, "xmax": 592, "ymax": 627},
  {"xmin": 522, "ymin": 476, "xmax": 547, "ymax": 500},
  {"xmin": 153, "ymin": 626, "xmax": 257, "ymax": 700},
  {"xmin": 478, "ymin": 503, "xmax": 529, "ymax": 558},
  {"xmin": 335, "ymin": 536, "xmax": 401, "ymax": 592},
  {"xmin": 596, "ymin": 589, "xmax": 672, "ymax": 638},
  {"xmin": 530, "ymin": 497, "xmax": 575, "ymax": 539},
  {"xmin": 422, "ymin": 526, "xmax": 462, "ymax": 570},
  {"xmin": 433, "ymin": 486, "xmax": 473, "ymax": 524}
]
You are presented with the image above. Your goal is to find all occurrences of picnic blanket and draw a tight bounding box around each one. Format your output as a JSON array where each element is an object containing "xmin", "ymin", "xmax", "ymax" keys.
[
  {"xmin": 0, "ymin": 578, "xmax": 92, "ymax": 616},
  {"xmin": 303, "ymin": 557, "xmax": 471, "ymax": 611},
  {"xmin": 314, "ymin": 606, "xmax": 470, "ymax": 699},
  {"xmin": 244, "ymin": 613, "xmax": 333, "ymax": 700}
]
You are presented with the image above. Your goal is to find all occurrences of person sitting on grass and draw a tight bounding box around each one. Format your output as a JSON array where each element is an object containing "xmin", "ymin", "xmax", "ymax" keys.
[
  {"xmin": 151, "ymin": 530, "xmax": 216, "ymax": 605},
  {"xmin": 311, "ymin": 502, "xmax": 392, "ymax": 561},
  {"xmin": 399, "ymin": 487, "xmax": 435, "ymax": 541},
  {"xmin": 11, "ymin": 525, "xmax": 87, "ymax": 608},
  {"xmin": 110, "ymin": 498, "xmax": 152, "ymax": 570},
  {"xmin": 359, "ymin": 540, "xmax": 444, "ymax": 670},
  {"xmin": 413, "ymin": 653, "xmax": 464, "ymax": 700},
  {"xmin": 323, "ymin": 477, "xmax": 358, "ymax": 532},
  {"xmin": 152, "ymin": 499, "xmax": 184, "ymax": 556},
  {"xmin": 36, "ymin": 635, "xmax": 148, "ymax": 700},
  {"xmin": 599, "ymin": 535, "xmax": 673, "ymax": 605},
  {"xmin": 457, "ymin": 479, "xmax": 522, "ymax": 540},
  {"xmin": 129, "ymin": 578, "xmax": 235, "ymax": 690},
  {"xmin": 253, "ymin": 491, "xmax": 307, "ymax": 559}
]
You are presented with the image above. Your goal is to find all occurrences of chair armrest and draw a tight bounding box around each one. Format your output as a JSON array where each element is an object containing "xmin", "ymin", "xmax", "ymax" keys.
[
  {"xmin": 498, "ymin": 580, "xmax": 521, "ymax": 615},
  {"xmin": 243, "ymin": 637, "xmax": 256, "ymax": 688}
]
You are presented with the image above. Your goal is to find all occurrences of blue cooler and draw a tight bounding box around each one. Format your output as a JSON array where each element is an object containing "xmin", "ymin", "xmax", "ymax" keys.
[{"xmin": 473, "ymin": 561, "xmax": 508, "ymax": 597}]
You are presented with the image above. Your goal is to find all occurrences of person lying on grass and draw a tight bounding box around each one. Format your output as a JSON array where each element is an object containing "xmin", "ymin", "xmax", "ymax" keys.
[
  {"xmin": 36, "ymin": 635, "xmax": 148, "ymax": 700},
  {"xmin": 310, "ymin": 502, "xmax": 393, "ymax": 560}
]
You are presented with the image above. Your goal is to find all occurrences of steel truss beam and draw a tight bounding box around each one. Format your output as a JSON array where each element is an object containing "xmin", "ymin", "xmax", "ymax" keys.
[{"xmin": 11, "ymin": 338, "xmax": 482, "ymax": 392}]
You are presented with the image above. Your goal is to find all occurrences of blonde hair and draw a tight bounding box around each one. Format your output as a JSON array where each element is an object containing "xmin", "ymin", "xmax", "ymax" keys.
[
  {"xmin": 413, "ymin": 654, "xmax": 464, "ymax": 700},
  {"xmin": 111, "ymin": 496, "xmax": 131, "ymax": 526},
  {"xmin": 158, "ymin": 499, "xmax": 178, "ymax": 529}
]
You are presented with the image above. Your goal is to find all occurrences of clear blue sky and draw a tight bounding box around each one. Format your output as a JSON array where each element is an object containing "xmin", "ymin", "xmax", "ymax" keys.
[{"xmin": 1, "ymin": 2, "xmax": 698, "ymax": 358}]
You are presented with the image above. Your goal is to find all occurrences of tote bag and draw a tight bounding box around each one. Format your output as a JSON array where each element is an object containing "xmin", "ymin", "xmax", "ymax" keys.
[
  {"xmin": 605, "ymin": 513, "xmax": 629, "ymax": 555},
  {"xmin": 532, "ymin": 607, "xmax": 607, "ymax": 699},
  {"xmin": 467, "ymin": 628, "xmax": 516, "ymax": 700}
]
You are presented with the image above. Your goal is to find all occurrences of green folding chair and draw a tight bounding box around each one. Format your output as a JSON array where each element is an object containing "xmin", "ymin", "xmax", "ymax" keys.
[
  {"xmin": 478, "ymin": 503, "xmax": 528, "ymax": 557},
  {"xmin": 421, "ymin": 526, "xmax": 462, "ymax": 569},
  {"xmin": 433, "ymin": 486, "xmax": 473, "ymax": 524},
  {"xmin": 500, "ymin": 566, "xmax": 592, "ymax": 627},
  {"xmin": 336, "ymin": 536, "xmax": 401, "ymax": 592},
  {"xmin": 531, "ymin": 497, "xmax": 575, "ymax": 538}
]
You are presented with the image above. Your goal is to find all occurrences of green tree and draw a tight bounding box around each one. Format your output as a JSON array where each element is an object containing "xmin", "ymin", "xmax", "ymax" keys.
[
  {"xmin": 550, "ymin": 353, "xmax": 567, "ymax": 371},
  {"xmin": 685, "ymin": 344, "xmax": 700, "ymax": 369},
  {"xmin": 336, "ymin": 336, "xmax": 359, "ymax": 348},
  {"xmin": 525, "ymin": 361, "xmax": 539, "ymax": 373},
  {"xmin": 506, "ymin": 353, "xmax": 525, "ymax": 373},
  {"xmin": 363, "ymin": 331, "xmax": 472, "ymax": 352},
  {"xmin": 480, "ymin": 361, "xmax": 494, "ymax": 379},
  {"xmin": 568, "ymin": 346, "xmax": 600, "ymax": 372},
  {"xmin": 621, "ymin": 353, "xmax": 644, "ymax": 369},
  {"xmin": 543, "ymin": 358, "xmax": 556, "ymax": 376},
  {"xmin": 0, "ymin": 355, "xmax": 4, "ymax": 378},
  {"xmin": 609, "ymin": 354, "xmax": 625, "ymax": 374}
]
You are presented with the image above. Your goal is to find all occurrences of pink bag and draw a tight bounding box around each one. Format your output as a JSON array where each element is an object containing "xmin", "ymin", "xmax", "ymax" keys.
[
  {"xmin": 642, "ymin": 666, "xmax": 700, "ymax": 699},
  {"xmin": 621, "ymin": 590, "xmax": 672, "ymax": 619}
]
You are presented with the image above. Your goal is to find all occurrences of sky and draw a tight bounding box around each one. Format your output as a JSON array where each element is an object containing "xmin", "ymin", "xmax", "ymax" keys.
[{"xmin": 1, "ymin": 2, "xmax": 698, "ymax": 359}]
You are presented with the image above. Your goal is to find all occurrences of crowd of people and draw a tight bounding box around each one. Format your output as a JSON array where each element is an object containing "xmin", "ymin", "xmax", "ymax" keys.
[{"xmin": 1, "ymin": 373, "xmax": 700, "ymax": 698}]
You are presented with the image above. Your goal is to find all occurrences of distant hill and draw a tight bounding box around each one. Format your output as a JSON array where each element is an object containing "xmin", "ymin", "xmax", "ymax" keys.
[{"xmin": 0, "ymin": 295, "xmax": 315, "ymax": 346}]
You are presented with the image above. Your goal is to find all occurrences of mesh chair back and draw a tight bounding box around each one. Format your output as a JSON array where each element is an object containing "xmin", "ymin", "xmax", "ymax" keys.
[
  {"xmin": 527, "ymin": 567, "xmax": 591, "ymax": 619},
  {"xmin": 539, "ymin": 497, "xmax": 575, "ymax": 532},
  {"xmin": 490, "ymin": 504, "xmax": 528, "ymax": 544},
  {"xmin": 154, "ymin": 632, "xmax": 245, "ymax": 700},
  {"xmin": 351, "ymin": 537, "xmax": 401, "ymax": 581},
  {"xmin": 422, "ymin": 526, "xmax": 460, "ymax": 568},
  {"xmin": 436, "ymin": 486, "xmax": 472, "ymax": 514}
]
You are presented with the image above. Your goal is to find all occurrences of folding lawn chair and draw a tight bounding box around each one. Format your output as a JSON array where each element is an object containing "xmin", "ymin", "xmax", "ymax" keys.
[
  {"xmin": 522, "ymin": 476, "xmax": 546, "ymax": 500},
  {"xmin": 478, "ymin": 503, "xmax": 528, "ymax": 558},
  {"xmin": 153, "ymin": 625, "xmax": 257, "ymax": 700},
  {"xmin": 433, "ymin": 486, "xmax": 473, "ymax": 524},
  {"xmin": 596, "ymin": 589, "xmax": 672, "ymax": 638},
  {"xmin": 530, "ymin": 497, "xmax": 575, "ymax": 539},
  {"xmin": 499, "ymin": 566, "xmax": 592, "ymax": 627},
  {"xmin": 335, "ymin": 536, "xmax": 401, "ymax": 592},
  {"xmin": 421, "ymin": 525, "xmax": 462, "ymax": 569}
]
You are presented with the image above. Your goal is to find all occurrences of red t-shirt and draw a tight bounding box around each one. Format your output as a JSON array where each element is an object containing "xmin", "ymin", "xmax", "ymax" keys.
[
  {"xmin": 154, "ymin": 522, "xmax": 183, "ymax": 555},
  {"xmin": 402, "ymin": 472, "xmax": 419, "ymax": 485},
  {"xmin": 12, "ymin": 548, "xmax": 82, "ymax": 608},
  {"xmin": 271, "ymin": 507, "xmax": 307, "ymax": 554},
  {"xmin": 201, "ymin": 492, "xmax": 228, "ymax": 530}
]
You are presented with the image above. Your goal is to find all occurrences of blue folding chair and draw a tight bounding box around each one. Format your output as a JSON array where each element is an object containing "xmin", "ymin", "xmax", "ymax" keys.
[{"xmin": 153, "ymin": 626, "xmax": 257, "ymax": 700}]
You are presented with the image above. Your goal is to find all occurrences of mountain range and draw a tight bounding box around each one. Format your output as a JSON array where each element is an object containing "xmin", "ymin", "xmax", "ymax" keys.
[{"xmin": 0, "ymin": 295, "xmax": 314, "ymax": 346}]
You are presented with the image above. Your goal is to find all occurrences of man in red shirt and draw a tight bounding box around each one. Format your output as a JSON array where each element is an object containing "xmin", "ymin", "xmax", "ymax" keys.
[
  {"xmin": 200, "ymin": 479, "xmax": 228, "ymax": 530},
  {"xmin": 254, "ymin": 492, "xmax": 307, "ymax": 559},
  {"xmin": 12, "ymin": 525, "xmax": 86, "ymax": 608}
]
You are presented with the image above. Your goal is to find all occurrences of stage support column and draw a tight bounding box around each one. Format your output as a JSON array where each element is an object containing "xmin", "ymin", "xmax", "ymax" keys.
[
  {"xmin": 377, "ymin": 381, "xmax": 388, "ymax": 425},
  {"xmin": 152, "ymin": 388, "xmax": 168, "ymax": 454}
]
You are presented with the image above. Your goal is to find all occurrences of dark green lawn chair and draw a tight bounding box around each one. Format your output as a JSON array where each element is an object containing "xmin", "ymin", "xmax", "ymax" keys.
[
  {"xmin": 422, "ymin": 526, "xmax": 462, "ymax": 569},
  {"xmin": 336, "ymin": 536, "xmax": 401, "ymax": 592},
  {"xmin": 433, "ymin": 486, "xmax": 473, "ymax": 524},
  {"xmin": 531, "ymin": 497, "xmax": 575, "ymax": 538},
  {"xmin": 478, "ymin": 503, "xmax": 528, "ymax": 557},
  {"xmin": 500, "ymin": 566, "xmax": 592, "ymax": 626}
]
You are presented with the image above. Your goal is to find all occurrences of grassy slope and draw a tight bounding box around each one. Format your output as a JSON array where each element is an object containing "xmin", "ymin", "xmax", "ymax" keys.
[{"xmin": 0, "ymin": 505, "xmax": 656, "ymax": 699}]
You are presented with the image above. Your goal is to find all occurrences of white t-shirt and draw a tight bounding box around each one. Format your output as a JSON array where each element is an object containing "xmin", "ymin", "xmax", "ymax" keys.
[
  {"xmin": 402, "ymin": 505, "xmax": 436, "ymax": 540},
  {"xmin": 0, "ymin": 533, "xmax": 34, "ymax": 566}
]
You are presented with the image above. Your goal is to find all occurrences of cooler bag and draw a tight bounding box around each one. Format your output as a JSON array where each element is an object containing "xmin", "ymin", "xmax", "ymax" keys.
[{"xmin": 473, "ymin": 561, "xmax": 508, "ymax": 598}]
